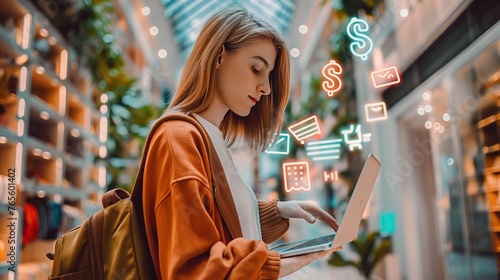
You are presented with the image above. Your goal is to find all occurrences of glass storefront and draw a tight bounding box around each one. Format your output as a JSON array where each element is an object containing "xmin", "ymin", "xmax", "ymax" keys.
[{"xmin": 401, "ymin": 39, "xmax": 500, "ymax": 279}]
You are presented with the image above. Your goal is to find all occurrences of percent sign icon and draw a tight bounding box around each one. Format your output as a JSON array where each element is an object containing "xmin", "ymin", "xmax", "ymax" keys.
[{"xmin": 321, "ymin": 60, "xmax": 343, "ymax": 97}]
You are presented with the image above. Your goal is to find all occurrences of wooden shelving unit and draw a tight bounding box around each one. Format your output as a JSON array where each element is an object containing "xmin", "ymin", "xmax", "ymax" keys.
[
  {"xmin": 0, "ymin": 0, "xmax": 108, "ymax": 278},
  {"xmin": 478, "ymin": 72, "xmax": 500, "ymax": 271}
]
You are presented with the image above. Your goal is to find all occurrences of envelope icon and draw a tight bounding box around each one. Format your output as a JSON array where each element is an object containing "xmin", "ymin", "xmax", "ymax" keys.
[
  {"xmin": 371, "ymin": 66, "xmax": 401, "ymax": 88},
  {"xmin": 365, "ymin": 102, "xmax": 387, "ymax": 122},
  {"xmin": 265, "ymin": 133, "xmax": 290, "ymax": 155}
]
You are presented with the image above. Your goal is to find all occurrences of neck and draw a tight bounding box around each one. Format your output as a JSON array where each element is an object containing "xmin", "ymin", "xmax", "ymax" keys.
[{"xmin": 198, "ymin": 97, "xmax": 228, "ymax": 127}]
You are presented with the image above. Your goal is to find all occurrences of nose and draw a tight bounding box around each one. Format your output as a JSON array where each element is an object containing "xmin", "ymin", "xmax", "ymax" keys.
[{"xmin": 258, "ymin": 79, "xmax": 272, "ymax": 96}]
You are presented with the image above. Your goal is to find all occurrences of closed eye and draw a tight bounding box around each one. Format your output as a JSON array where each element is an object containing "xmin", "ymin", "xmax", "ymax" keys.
[{"xmin": 252, "ymin": 67, "xmax": 260, "ymax": 74}]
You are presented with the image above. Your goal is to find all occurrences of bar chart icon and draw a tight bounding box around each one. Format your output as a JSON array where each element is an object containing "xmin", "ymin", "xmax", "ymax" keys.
[{"xmin": 287, "ymin": 115, "xmax": 321, "ymax": 144}]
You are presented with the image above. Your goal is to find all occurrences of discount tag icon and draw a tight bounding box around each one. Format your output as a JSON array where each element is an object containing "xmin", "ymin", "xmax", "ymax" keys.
[{"xmin": 321, "ymin": 60, "xmax": 343, "ymax": 97}]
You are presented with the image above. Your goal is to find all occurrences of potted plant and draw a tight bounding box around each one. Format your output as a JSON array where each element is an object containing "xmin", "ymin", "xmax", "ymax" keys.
[{"xmin": 328, "ymin": 231, "xmax": 392, "ymax": 279}]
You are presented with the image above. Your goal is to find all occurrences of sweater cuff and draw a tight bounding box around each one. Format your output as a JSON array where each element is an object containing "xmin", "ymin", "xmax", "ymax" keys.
[
  {"xmin": 261, "ymin": 250, "xmax": 281, "ymax": 279},
  {"xmin": 259, "ymin": 200, "xmax": 290, "ymax": 244}
]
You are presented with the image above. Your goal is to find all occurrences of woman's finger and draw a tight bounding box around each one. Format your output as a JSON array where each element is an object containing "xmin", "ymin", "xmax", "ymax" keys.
[{"xmin": 305, "ymin": 205, "xmax": 339, "ymax": 230}]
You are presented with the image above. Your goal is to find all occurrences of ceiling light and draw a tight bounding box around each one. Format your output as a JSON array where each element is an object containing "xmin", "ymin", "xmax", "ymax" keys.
[
  {"xmin": 417, "ymin": 107, "xmax": 425, "ymax": 115},
  {"xmin": 290, "ymin": 48, "xmax": 300, "ymax": 58},
  {"xmin": 299, "ymin": 25, "xmax": 308, "ymax": 34},
  {"xmin": 142, "ymin": 6, "xmax": 150, "ymax": 16},
  {"xmin": 40, "ymin": 111, "xmax": 50, "ymax": 120},
  {"xmin": 100, "ymin": 93, "xmax": 108, "ymax": 103},
  {"xmin": 400, "ymin": 9, "xmax": 409, "ymax": 17},
  {"xmin": 36, "ymin": 66, "xmax": 45, "ymax": 74},
  {"xmin": 71, "ymin": 128, "xmax": 80, "ymax": 138},
  {"xmin": 150, "ymin": 26, "xmax": 159, "ymax": 36},
  {"xmin": 158, "ymin": 49, "xmax": 168, "ymax": 58},
  {"xmin": 39, "ymin": 28, "xmax": 49, "ymax": 37}
]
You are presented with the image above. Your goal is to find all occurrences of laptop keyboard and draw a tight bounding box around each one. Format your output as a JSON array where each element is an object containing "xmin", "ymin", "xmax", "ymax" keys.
[{"xmin": 284, "ymin": 233, "xmax": 335, "ymax": 252}]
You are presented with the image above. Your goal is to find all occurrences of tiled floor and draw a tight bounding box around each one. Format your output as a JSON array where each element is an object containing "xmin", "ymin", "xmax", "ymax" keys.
[{"xmin": 281, "ymin": 259, "xmax": 364, "ymax": 280}]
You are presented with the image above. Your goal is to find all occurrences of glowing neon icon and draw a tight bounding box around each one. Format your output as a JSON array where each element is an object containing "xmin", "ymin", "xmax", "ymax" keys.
[
  {"xmin": 283, "ymin": 161, "xmax": 311, "ymax": 193},
  {"xmin": 265, "ymin": 133, "xmax": 290, "ymax": 155},
  {"xmin": 287, "ymin": 115, "xmax": 321, "ymax": 145},
  {"xmin": 365, "ymin": 102, "xmax": 388, "ymax": 122},
  {"xmin": 321, "ymin": 60, "xmax": 343, "ymax": 97},
  {"xmin": 371, "ymin": 66, "xmax": 401, "ymax": 88},
  {"xmin": 305, "ymin": 138, "xmax": 342, "ymax": 161},
  {"xmin": 346, "ymin": 17, "xmax": 373, "ymax": 61},
  {"xmin": 341, "ymin": 124, "xmax": 372, "ymax": 151},
  {"xmin": 323, "ymin": 170, "xmax": 340, "ymax": 182}
]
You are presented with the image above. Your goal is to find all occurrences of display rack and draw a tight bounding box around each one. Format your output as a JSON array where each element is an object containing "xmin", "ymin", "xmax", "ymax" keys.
[
  {"xmin": 477, "ymin": 71, "xmax": 500, "ymax": 270},
  {"xmin": 0, "ymin": 0, "xmax": 108, "ymax": 278}
]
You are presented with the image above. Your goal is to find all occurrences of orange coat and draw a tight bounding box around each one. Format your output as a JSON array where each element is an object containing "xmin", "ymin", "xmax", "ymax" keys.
[{"xmin": 142, "ymin": 114, "xmax": 289, "ymax": 279}]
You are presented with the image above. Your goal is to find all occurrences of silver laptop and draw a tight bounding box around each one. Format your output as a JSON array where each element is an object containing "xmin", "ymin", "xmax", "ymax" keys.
[{"xmin": 270, "ymin": 154, "xmax": 381, "ymax": 258}]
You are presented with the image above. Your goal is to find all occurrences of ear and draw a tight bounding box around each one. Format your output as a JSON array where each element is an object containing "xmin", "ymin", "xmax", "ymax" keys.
[{"xmin": 216, "ymin": 45, "xmax": 225, "ymax": 69}]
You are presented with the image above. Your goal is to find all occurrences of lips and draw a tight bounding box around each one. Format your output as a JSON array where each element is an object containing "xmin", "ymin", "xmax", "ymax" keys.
[{"xmin": 248, "ymin": 96, "xmax": 258, "ymax": 104}]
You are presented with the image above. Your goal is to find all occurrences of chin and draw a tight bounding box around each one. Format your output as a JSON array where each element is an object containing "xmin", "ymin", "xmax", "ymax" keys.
[{"xmin": 231, "ymin": 108, "xmax": 252, "ymax": 117}]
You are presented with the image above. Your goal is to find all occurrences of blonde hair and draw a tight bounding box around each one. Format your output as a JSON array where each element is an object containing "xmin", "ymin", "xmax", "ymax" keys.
[{"xmin": 166, "ymin": 7, "xmax": 290, "ymax": 152}]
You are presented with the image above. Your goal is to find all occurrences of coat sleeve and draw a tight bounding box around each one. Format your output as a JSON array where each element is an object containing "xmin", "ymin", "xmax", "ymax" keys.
[
  {"xmin": 143, "ymin": 121, "xmax": 281, "ymax": 280},
  {"xmin": 258, "ymin": 200, "xmax": 290, "ymax": 244}
]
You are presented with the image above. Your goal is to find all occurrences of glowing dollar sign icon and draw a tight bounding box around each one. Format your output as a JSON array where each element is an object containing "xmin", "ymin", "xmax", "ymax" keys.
[
  {"xmin": 321, "ymin": 60, "xmax": 343, "ymax": 97},
  {"xmin": 346, "ymin": 17, "xmax": 373, "ymax": 61}
]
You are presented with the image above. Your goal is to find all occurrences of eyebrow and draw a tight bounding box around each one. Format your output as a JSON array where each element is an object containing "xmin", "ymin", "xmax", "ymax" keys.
[{"xmin": 251, "ymin": 56, "xmax": 271, "ymax": 69}]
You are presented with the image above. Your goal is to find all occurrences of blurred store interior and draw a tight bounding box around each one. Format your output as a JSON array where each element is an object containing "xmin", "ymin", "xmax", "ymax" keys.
[{"xmin": 0, "ymin": 0, "xmax": 499, "ymax": 279}]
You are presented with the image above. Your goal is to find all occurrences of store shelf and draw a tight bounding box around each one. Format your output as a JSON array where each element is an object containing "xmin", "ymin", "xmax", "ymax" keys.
[
  {"xmin": 0, "ymin": 126, "xmax": 19, "ymax": 142},
  {"xmin": 22, "ymin": 178, "xmax": 88, "ymax": 201},
  {"xmin": 477, "ymin": 113, "xmax": 500, "ymax": 129},
  {"xmin": 0, "ymin": 25, "xmax": 26, "ymax": 58},
  {"xmin": 25, "ymin": 135, "xmax": 60, "ymax": 157},
  {"xmin": 0, "ymin": 1, "xmax": 123, "ymax": 278},
  {"xmin": 0, "ymin": 202, "xmax": 11, "ymax": 215},
  {"xmin": 477, "ymin": 67, "xmax": 500, "ymax": 272},
  {"xmin": 484, "ymin": 144, "xmax": 500, "ymax": 155},
  {"xmin": 0, "ymin": 262, "xmax": 10, "ymax": 274}
]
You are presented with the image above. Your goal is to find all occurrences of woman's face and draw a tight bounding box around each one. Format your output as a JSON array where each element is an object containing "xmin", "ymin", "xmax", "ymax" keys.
[{"xmin": 215, "ymin": 39, "xmax": 276, "ymax": 117}]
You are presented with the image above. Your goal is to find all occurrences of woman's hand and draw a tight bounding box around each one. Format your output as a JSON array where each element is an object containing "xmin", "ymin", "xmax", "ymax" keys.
[
  {"xmin": 278, "ymin": 246, "xmax": 343, "ymax": 277},
  {"xmin": 276, "ymin": 201, "xmax": 339, "ymax": 231}
]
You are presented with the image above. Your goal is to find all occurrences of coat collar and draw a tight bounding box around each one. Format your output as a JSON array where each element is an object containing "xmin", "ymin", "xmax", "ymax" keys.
[{"xmin": 184, "ymin": 112, "xmax": 244, "ymax": 239}]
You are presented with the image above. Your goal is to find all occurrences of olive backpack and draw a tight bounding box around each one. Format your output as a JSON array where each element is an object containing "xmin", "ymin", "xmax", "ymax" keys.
[{"xmin": 46, "ymin": 112, "xmax": 224, "ymax": 280}]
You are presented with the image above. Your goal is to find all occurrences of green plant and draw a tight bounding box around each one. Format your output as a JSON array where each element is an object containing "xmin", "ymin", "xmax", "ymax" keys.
[{"xmin": 328, "ymin": 231, "xmax": 392, "ymax": 278}]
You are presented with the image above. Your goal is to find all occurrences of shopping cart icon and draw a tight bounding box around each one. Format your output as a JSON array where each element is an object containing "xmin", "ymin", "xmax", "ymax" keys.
[
  {"xmin": 341, "ymin": 124, "xmax": 372, "ymax": 151},
  {"xmin": 287, "ymin": 115, "xmax": 321, "ymax": 144}
]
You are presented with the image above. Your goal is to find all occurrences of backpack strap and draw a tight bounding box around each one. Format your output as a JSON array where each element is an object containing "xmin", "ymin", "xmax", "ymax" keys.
[{"xmin": 130, "ymin": 112, "xmax": 243, "ymax": 239}]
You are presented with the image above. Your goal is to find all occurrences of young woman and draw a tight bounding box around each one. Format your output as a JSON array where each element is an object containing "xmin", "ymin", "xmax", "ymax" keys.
[{"xmin": 142, "ymin": 7, "xmax": 342, "ymax": 279}]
